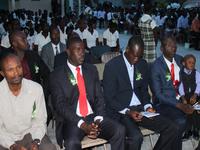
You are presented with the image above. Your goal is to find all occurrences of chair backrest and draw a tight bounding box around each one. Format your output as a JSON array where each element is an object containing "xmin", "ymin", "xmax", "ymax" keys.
[
  {"xmin": 101, "ymin": 51, "xmax": 121, "ymax": 63},
  {"xmin": 94, "ymin": 63, "xmax": 105, "ymax": 81},
  {"xmin": 90, "ymin": 45, "xmax": 111, "ymax": 59}
]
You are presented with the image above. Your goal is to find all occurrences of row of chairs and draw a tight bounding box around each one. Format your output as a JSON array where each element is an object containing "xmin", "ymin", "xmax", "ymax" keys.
[{"xmin": 81, "ymin": 51, "xmax": 156, "ymax": 150}]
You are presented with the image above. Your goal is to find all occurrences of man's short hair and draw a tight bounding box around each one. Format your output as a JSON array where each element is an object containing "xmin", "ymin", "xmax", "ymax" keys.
[
  {"xmin": 67, "ymin": 36, "xmax": 83, "ymax": 48},
  {"xmin": 0, "ymin": 49, "xmax": 16, "ymax": 71},
  {"xmin": 127, "ymin": 36, "xmax": 144, "ymax": 50},
  {"xmin": 161, "ymin": 35, "xmax": 176, "ymax": 48}
]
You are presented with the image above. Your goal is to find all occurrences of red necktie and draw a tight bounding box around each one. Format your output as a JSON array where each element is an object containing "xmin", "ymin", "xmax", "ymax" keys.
[
  {"xmin": 76, "ymin": 67, "xmax": 88, "ymax": 117},
  {"xmin": 170, "ymin": 63, "xmax": 175, "ymax": 83}
]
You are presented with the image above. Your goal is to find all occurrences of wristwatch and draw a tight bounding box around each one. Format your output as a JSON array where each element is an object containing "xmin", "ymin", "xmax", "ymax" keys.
[{"xmin": 33, "ymin": 139, "xmax": 41, "ymax": 146}]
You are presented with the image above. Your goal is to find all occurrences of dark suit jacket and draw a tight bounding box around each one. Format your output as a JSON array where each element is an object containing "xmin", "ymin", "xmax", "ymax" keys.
[
  {"xmin": 103, "ymin": 55, "xmax": 151, "ymax": 120},
  {"xmin": 49, "ymin": 63, "xmax": 105, "ymax": 146},
  {"xmin": 41, "ymin": 42, "xmax": 65, "ymax": 72},
  {"xmin": 150, "ymin": 54, "xmax": 183, "ymax": 107}
]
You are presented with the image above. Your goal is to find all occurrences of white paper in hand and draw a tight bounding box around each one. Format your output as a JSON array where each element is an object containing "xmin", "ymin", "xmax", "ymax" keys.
[
  {"xmin": 193, "ymin": 104, "xmax": 200, "ymax": 110},
  {"xmin": 141, "ymin": 111, "xmax": 160, "ymax": 118}
]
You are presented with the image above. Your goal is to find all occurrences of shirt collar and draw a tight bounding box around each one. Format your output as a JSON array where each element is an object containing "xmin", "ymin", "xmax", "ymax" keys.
[
  {"xmin": 184, "ymin": 68, "xmax": 192, "ymax": 75},
  {"xmin": 67, "ymin": 60, "xmax": 82, "ymax": 71},
  {"xmin": 163, "ymin": 55, "xmax": 175, "ymax": 66},
  {"xmin": 51, "ymin": 42, "xmax": 59, "ymax": 48}
]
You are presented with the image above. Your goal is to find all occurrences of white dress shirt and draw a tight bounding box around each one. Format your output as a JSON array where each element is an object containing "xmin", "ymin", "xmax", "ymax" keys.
[
  {"xmin": 163, "ymin": 56, "xmax": 180, "ymax": 83},
  {"xmin": 74, "ymin": 28, "xmax": 85, "ymax": 40},
  {"xmin": 119, "ymin": 53, "xmax": 152, "ymax": 114},
  {"xmin": 83, "ymin": 29, "xmax": 99, "ymax": 48},
  {"xmin": 67, "ymin": 61, "xmax": 103, "ymax": 127},
  {"xmin": 34, "ymin": 32, "xmax": 50, "ymax": 54},
  {"xmin": 103, "ymin": 29, "xmax": 119, "ymax": 47},
  {"xmin": 51, "ymin": 43, "xmax": 61, "ymax": 55},
  {"xmin": 0, "ymin": 79, "xmax": 47, "ymax": 148}
]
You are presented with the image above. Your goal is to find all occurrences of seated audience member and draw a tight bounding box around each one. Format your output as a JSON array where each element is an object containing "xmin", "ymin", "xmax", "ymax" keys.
[
  {"xmin": 9, "ymin": 30, "xmax": 52, "ymax": 125},
  {"xmin": 41, "ymin": 26, "xmax": 65, "ymax": 72},
  {"xmin": 49, "ymin": 37, "xmax": 125, "ymax": 150},
  {"xmin": 83, "ymin": 18, "xmax": 99, "ymax": 51},
  {"xmin": 54, "ymin": 32, "xmax": 99, "ymax": 68},
  {"xmin": 34, "ymin": 22, "xmax": 50, "ymax": 55},
  {"xmin": 0, "ymin": 51, "xmax": 56, "ymax": 150},
  {"xmin": 151, "ymin": 35, "xmax": 194, "ymax": 150},
  {"xmin": 103, "ymin": 21, "xmax": 120, "ymax": 52},
  {"xmin": 190, "ymin": 13, "xmax": 200, "ymax": 50},
  {"xmin": 103, "ymin": 36, "xmax": 179, "ymax": 150},
  {"xmin": 74, "ymin": 18, "xmax": 87, "ymax": 40},
  {"xmin": 179, "ymin": 54, "xmax": 200, "ymax": 140}
]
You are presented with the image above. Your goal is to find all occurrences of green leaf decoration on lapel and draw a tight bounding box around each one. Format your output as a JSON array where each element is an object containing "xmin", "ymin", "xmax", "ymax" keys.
[
  {"xmin": 68, "ymin": 73, "xmax": 77, "ymax": 86},
  {"xmin": 165, "ymin": 69, "xmax": 171, "ymax": 81},
  {"xmin": 135, "ymin": 68, "xmax": 143, "ymax": 81},
  {"xmin": 34, "ymin": 64, "xmax": 39, "ymax": 74},
  {"xmin": 32, "ymin": 101, "xmax": 36, "ymax": 119}
]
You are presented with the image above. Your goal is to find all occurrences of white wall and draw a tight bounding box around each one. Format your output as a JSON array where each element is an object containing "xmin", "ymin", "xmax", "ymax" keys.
[{"xmin": 9, "ymin": 0, "xmax": 52, "ymax": 12}]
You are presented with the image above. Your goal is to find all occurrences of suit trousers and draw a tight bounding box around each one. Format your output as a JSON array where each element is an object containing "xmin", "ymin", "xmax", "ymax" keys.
[
  {"xmin": 156, "ymin": 104, "xmax": 187, "ymax": 150},
  {"xmin": 119, "ymin": 114, "xmax": 179, "ymax": 150},
  {"xmin": 63, "ymin": 117, "xmax": 125, "ymax": 150},
  {"xmin": 0, "ymin": 133, "xmax": 56, "ymax": 150}
]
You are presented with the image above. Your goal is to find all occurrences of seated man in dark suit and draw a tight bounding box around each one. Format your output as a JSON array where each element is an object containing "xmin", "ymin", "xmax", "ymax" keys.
[
  {"xmin": 49, "ymin": 37, "xmax": 125, "ymax": 150},
  {"xmin": 103, "ymin": 36, "xmax": 179, "ymax": 150},
  {"xmin": 151, "ymin": 35, "xmax": 194, "ymax": 150}
]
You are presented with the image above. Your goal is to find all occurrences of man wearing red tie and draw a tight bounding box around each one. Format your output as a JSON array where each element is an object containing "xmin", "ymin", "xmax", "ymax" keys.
[
  {"xmin": 151, "ymin": 35, "xmax": 194, "ymax": 150},
  {"xmin": 49, "ymin": 37, "xmax": 125, "ymax": 150}
]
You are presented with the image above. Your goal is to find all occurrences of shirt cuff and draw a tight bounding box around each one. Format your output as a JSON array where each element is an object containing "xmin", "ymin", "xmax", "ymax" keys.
[
  {"xmin": 144, "ymin": 104, "xmax": 152, "ymax": 111},
  {"xmin": 119, "ymin": 108, "xmax": 130, "ymax": 114},
  {"xmin": 94, "ymin": 116, "xmax": 103, "ymax": 122},
  {"xmin": 77, "ymin": 119, "xmax": 85, "ymax": 128},
  {"xmin": 195, "ymin": 90, "xmax": 200, "ymax": 96}
]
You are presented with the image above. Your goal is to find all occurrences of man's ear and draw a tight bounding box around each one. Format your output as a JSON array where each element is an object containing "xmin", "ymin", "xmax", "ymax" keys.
[
  {"xmin": 0, "ymin": 71, "xmax": 4, "ymax": 77},
  {"xmin": 182, "ymin": 61, "xmax": 185, "ymax": 66}
]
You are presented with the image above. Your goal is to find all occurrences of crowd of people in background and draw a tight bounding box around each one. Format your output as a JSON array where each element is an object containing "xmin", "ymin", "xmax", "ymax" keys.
[{"xmin": 0, "ymin": 0, "xmax": 200, "ymax": 150}]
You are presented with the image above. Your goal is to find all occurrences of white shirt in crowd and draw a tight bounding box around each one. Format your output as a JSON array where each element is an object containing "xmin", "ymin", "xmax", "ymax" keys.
[
  {"xmin": 155, "ymin": 15, "xmax": 167, "ymax": 27},
  {"xmin": 140, "ymin": 14, "xmax": 157, "ymax": 29},
  {"xmin": 97, "ymin": 10, "xmax": 105, "ymax": 19},
  {"xmin": 27, "ymin": 35, "xmax": 35, "ymax": 50},
  {"xmin": 83, "ymin": 29, "xmax": 99, "ymax": 48},
  {"xmin": 177, "ymin": 15, "xmax": 189, "ymax": 29},
  {"xmin": 67, "ymin": 61, "xmax": 103, "ymax": 128},
  {"xmin": 34, "ymin": 32, "xmax": 50, "ymax": 54},
  {"xmin": 74, "ymin": 28, "xmax": 85, "ymax": 40},
  {"xmin": 107, "ymin": 12, "xmax": 113, "ymax": 21},
  {"xmin": 1, "ymin": 33, "xmax": 10, "ymax": 48},
  {"xmin": 103, "ymin": 29, "xmax": 119, "ymax": 47},
  {"xmin": 0, "ymin": 78, "xmax": 47, "ymax": 149},
  {"xmin": 58, "ymin": 26, "xmax": 67, "ymax": 45}
]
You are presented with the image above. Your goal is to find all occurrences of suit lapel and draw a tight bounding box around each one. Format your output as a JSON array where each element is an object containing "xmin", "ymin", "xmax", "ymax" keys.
[
  {"xmin": 64, "ymin": 65, "xmax": 79, "ymax": 103},
  {"xmin": 49, "ymin": 44, "xmax": 55, "ymax": 64},
  {"xmin": 119, "ymin": 56, "xmax": 133, "ymax": 89}
]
